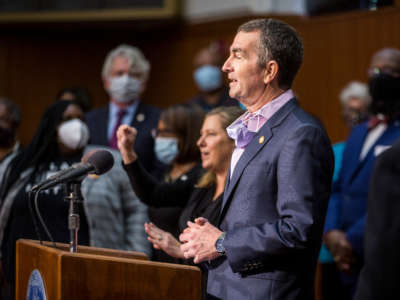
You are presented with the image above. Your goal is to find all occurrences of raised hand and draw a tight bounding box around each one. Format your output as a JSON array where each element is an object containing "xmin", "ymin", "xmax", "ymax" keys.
[{"xmin": 116, "ymin": 124, "xmax": 138, "ymax": 164}]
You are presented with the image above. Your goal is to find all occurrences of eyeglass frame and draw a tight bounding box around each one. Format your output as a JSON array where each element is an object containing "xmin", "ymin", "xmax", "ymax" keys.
[
  {"xmin": 367, "ymin": 66, "xmax": 400, "ymax": 78},
  {"xmin": 151, "ymin": 128, "xmax": 177, "ymax": 139}
]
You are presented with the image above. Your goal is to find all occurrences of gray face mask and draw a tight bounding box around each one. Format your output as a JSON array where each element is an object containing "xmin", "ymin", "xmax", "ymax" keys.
[
  {"xmin": 342, "ymin": 109, "xmax": 369, "ymax": 128},
  {"xmin": 154, "ymin": 137, "xmax": 179, "ymax": 165},
  {"xmin": 58, "ymin": 119, "xmax": 90, "ymax": 150},
  {"xmin": 108, "ymin": 74, "xmax": 142, "ymax": 103}
]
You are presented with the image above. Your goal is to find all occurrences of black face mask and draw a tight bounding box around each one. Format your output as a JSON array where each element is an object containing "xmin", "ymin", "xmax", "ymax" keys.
[
  {"xmin": 368, "ymin": 73, "xmax": 400, "ymax": 116},
  {"xmin": 0, "ymin": 126, "xmax": 15, "ymax": 148}
]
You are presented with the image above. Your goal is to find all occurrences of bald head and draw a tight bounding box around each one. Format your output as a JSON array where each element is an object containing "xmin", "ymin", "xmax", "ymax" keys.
[{"xmin": 370, "ymin": 48, "xmax": 400, "ymax": 76}]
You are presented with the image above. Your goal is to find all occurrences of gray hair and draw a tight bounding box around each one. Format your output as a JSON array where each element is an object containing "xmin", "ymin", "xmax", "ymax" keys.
[
  {"xmin": 339, "ymin": 81, "xmax": 372, "ymax": 106},
  {"xmin": 238, "ymin": 18, "xmax": 303, "ymax": 90},
  {"xmin": 102, "ymin": 44, "xmax": 150, "ymax": 80},
  {"xmin": 0, "ymin": 97, "xmax": 21, "ymax": 128}
]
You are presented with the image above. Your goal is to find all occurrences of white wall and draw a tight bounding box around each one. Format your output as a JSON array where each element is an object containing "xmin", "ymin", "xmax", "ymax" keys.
[{"xmin": 183, "ymin": 0, "xmax": 307, "ymax": 22}]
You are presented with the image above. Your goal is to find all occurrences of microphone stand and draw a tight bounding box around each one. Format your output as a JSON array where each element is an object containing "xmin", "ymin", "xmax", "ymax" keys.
[{"xmin": 63, "ymin": 180, "xmax": 83, "ymax": 253}]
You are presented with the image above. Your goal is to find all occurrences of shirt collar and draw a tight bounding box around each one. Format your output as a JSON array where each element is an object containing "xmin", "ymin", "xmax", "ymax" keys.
[
  {"xmin": 227, "ymin": 89, "xmax": 294, "ymax": 133},
  {"xmin": 109, "ymin": 100, "xmax": 138, "ymax": 116},
  {"xmin": 247, "ymin": 89, "xmax": 294, "ymax": 120}
]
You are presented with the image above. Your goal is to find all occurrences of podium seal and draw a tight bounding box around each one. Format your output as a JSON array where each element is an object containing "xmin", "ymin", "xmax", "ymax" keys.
[{"xmin": 26, "ymin": 269, "xmax": 47, "ymax": 300}]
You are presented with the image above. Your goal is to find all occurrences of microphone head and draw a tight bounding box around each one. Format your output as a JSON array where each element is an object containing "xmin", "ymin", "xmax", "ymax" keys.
[{"xmin": 82, "ymin": 150, "xmax": 114, "ymax": 175}]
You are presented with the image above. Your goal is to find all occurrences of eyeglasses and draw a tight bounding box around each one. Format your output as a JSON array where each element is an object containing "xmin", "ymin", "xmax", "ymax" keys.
[
  {"xmin": 151, "ymin": 128, "xmax": 176, "ymax": 138},
  {"xmin": 367, "ymin": 67, "xmax": 400, "ymax": 77}
]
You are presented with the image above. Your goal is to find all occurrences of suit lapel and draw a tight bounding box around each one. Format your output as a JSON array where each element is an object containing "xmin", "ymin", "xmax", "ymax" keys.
[
  {"xmin": 346, "ymin": 124, "xmax": 369, "ymax": 181},
  {"xmin": 221, "ymin": 125, "xmax": 272, "ymax": 211},
  {"xmin": 348, "ymin": 121, "xmax": 400, "ymax": 181},
  {"xmin": 219, "ymin": 99, "xmax": 298, "ymax": 221},
  {"xmin": 130, "ymin": 101, "xmax": 145, "ymax": 129},
  {"xmin": 99, "ymin": 107, "xmax": 110, "ymax": 145}
]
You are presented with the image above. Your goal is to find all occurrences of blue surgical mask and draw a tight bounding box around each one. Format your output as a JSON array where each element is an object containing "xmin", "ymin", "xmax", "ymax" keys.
[
  {"xmin": 154, "ymin": 137, "xmax": 179, "ymax": 165},
  {"xmin": 239, "ymin": 102, "xmax": 247, "ymax": 111},
  {"xmin": 193, "ymin": 65, "xmax": 222, "ymax": 92}
]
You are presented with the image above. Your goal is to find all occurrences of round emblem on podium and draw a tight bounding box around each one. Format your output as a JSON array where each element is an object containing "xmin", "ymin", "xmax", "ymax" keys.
[{"xmin": 26, "ymin": 269, "xmax": 47, "ymax": 300}]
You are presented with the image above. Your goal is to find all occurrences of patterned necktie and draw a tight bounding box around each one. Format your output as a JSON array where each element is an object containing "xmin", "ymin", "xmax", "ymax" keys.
[
  {"xmin": 227, "ymin": 113, "xmax": 266, "ymax": 148},
  {"xmin": 109, "ymin": 109, "xmax": 127, "ymax": 149}
]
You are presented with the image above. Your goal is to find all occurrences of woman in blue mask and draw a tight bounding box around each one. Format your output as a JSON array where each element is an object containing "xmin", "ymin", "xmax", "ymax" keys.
[
  {"xmin": 117, "ymin": 106, "xmax": 243, "ymax": 296},
  {"xmin": 118, "ymin": 104, "xmax": 205, "ymax": 263}
]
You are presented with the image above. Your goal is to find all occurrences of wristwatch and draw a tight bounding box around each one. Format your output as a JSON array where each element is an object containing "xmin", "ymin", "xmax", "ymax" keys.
[{"xmin": 215, "ymin": 232, "xmax": 226, "ymax": 256}]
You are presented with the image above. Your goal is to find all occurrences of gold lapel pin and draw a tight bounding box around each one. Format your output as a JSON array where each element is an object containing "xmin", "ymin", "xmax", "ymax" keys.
[
  {"xmin": 259, "ymin": 136, "xmax": 265, "ymax": 144},
  {"xmin": 136, "ymin": 113, "xmax": 145, "ymax": 122}
]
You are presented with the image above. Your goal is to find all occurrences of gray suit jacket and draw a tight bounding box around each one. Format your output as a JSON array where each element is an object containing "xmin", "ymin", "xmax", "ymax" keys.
[
  {"xmin": 207, "ymin": 99, "xmax": 334, "ymax": 300},
  {"xmin": 82, "ymin": 145, "xmax": 150, "ymax": 256}
]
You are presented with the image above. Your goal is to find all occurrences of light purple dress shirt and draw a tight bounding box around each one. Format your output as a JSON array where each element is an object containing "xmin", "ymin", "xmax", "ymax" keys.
[{"xmin": 228, "ymin": 89, "xmax": 295, "ymax": 177}]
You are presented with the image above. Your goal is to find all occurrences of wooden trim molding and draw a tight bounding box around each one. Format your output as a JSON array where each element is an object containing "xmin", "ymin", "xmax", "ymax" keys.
[{"xmin": 0, "ymin": 0, "xmax": 179, "ymax": 23}]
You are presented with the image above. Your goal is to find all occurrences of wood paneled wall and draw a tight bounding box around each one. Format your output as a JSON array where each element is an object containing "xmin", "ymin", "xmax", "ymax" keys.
[{"xmin": 1, "ymin": 7, "xmax": 400, "ymax": 145}]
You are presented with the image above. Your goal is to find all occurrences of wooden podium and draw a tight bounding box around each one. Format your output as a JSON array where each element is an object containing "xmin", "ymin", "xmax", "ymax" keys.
[{"xmin": 16, "ymin": 239, "xmax": 202, "ymax": 300}]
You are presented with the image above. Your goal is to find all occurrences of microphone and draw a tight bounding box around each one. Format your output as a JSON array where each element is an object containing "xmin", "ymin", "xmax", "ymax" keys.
[{"xmin": 31, "ymin": 150, "xmax": 114, "ymax": 192}]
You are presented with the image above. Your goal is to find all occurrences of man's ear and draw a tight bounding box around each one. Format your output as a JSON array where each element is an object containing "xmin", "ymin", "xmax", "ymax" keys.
[{"xmin": 263, "ymin": 60, "xmax": 279, "ymax": 85}]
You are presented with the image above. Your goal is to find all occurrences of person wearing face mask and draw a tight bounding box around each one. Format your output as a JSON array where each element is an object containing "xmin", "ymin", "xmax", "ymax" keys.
[
  {"xmin": 187, "ymin": 40, "xmax": 239, "ymax": 112},
  {"xmin": 339, "ymin": 81, "xmax": 371, "ymax": 129},
  {"xmin": 0, "ymin": 98, "xmax": 22, "ymax": 187},
  {"xmin": 86, "ymin": 44, "xmax": 164, "ymax": 178},
  {"xmin": 118, "ymin": 106, "xmax": 244, "ymax": 298},
  {"xmin": 116, "ymin": 104, "xmax": 205, "ymax": 263},
  {"xmin": 318, "ymin": 82, "xmax": 371, "ymax": 300},
  {"xmin": 0, "ymin": 100, "xmax": 150, "ymax": 299},
  {"xmin": 323, "ymin": 48, "xmax": 400, "ymax": 300},
  {"xmin": 0, "ymin": 98, "xmax": 22, "ymax": 299},
  {"xmin": 331, "ymin": 82, "xmax": 372, "ymax": 183}
]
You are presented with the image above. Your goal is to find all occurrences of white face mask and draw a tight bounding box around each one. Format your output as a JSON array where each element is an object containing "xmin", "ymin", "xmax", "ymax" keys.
[
  {"xmin": 108, "ymin": 74, "xmax": 142, "ymax": 103},
  {"xmin": 58, "ymin": 119, "xmax": 90, "ymax": 150}
]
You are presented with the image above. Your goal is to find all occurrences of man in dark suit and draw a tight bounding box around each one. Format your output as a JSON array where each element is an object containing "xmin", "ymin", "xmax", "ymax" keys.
[
  {"xmin": 354, "ymin": 139, "xmax": 400, "ymax": 300},
  {"xmin": 86, "ymin": 44, "xmax": 163, "ymax": 176},
  {"xmin": 323, "ymin": 48, "xmax": 400, "ymax": 299},
  {"xmin": 179, "ymin": 19, "xmax": 334, "ymax": 300}
]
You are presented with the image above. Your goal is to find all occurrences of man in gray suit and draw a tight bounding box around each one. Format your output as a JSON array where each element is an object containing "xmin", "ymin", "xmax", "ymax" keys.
[{"xmin": 180, "ymin": 18, "xmax": 334, "ymax": 300}]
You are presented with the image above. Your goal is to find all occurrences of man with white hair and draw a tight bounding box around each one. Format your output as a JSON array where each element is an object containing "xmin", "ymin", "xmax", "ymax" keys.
[
  {"xmin": 330, "ymin": 81, "xmax": 372, "ymax": 181},
  {"xmin": 339, "ymin": 81, "xmax": 371, "ymax": 128},
  {"xmin": 86, "ymin": 44, "xmax": 163, "ymax": 176}
]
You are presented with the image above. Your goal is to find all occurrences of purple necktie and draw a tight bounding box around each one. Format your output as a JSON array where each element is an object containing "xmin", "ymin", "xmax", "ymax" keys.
[
  {"xmin": 227, "ymin": 114, "xmax": 265, "ymax": 148},
  {"xmin": 110, "ymin": 109, "xmax": 127, "ymax": 149},
  {"xmin": 368, "ymin": 115, "xmax": 387, "ymax": 130}
]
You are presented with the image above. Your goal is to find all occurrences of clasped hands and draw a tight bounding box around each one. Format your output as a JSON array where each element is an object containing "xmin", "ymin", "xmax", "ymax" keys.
[
  {"xmin": 324, "ymin": 230, "xmax": 356, "ymax": 274},
  {"xmin": 179, "ymin": 217, "xmax": 222, "ymax": 264},
  {"xmin": 145, "ymin": 218, "xmax": 223, "ymax": 264}
]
